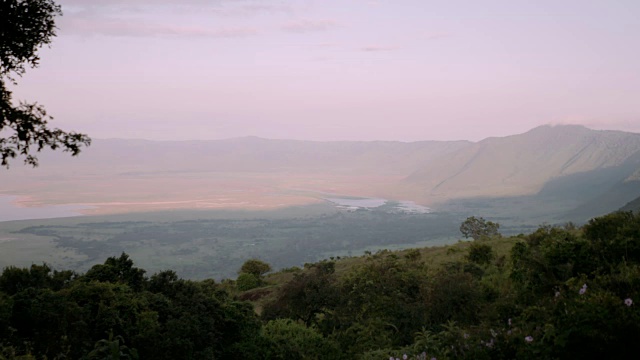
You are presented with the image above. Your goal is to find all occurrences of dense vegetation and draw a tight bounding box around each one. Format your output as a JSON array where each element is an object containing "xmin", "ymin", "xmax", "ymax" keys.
[{"xmin": 0, "ymin": 211, "xmax": 638, "ymax": 359}]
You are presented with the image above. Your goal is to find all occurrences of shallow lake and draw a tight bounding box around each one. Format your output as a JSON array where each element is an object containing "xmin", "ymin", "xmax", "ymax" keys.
[
  {"xmin": 324, "ymin": 197, "xmax": 388, "ymax": 209},
  {"xmin": 0, "ymin": 195, "xmax": 91, "ymax": 222},
  {"xmin": 324, "ymin": 196, "xmax": 431, "ymax": 214}
]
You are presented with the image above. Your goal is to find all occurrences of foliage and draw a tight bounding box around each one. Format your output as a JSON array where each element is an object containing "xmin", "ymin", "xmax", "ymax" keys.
[
  {"xmin": 0, "ymin": 263, "xmax": 73, "ymax": 295},
  {"xmin": 262, "ymin": 261, "xmax": 337, "ymax": 327},
  {"xmin": 239, "ymin": 259, "xmax": 272, "ymax": 277},
  {"xmin": 1, "ymin": 0, "xmax": 90, "ymax": 167},
  {"xmin": 260, "ymin": 210, "xmax": 640, "ymax": 358},
  {"xmin": 1, "ymin": 210, "xmax": 640, "ymax": 358},
  {"xmin": 236, "ymin": 273, "xmax": 261, "ymax": 291},
  {"xmin": 460, "ymin": 216, "xmax": 500, "ymax": 240},
  {"xmin": 86, "ymin": 330, "xmax": 138, "ymax": 360},
  {"xmin": 466, "ymin": 242, "xmax": 495, "ymax": 265},
  {"xmin": 14, "ymin": 211, "xmax": 460, "ymax": 280},
  {"xmin": 84, "ymin": 253, "xmax": 146, "ymax": 291},
  {"xmin": 236, "ymin": 259, "xmax": 272, "ymax": 291},
  {"xmin": 260, "ymin": 319, "xmax": 341, "ymax": 360},
  {"xmin": 0, "ymin": 254, "xmax": 261, "ymax": 359}
]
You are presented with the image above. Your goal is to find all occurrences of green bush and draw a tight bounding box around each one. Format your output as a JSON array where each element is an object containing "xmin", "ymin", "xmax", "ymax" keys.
[
  {"xmin": 466, "ymin": 243, "xmax": 495, "ymax": 265},
  {"xmin": 236, "ymin": 273, "xmax": 261, "ymax": 291},
  {"xmin": 261, "ymin": 319, "xmax": 341, "ymax": 360}
]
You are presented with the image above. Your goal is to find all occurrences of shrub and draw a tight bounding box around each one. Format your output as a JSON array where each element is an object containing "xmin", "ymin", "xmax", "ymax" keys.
[
  {"xmin": 236, "ymin": 273, "xmax": 261, "ymax": 291},
  {"xmin": 467, "ymin": 243, "xmax": 495, "ymax": 265}
]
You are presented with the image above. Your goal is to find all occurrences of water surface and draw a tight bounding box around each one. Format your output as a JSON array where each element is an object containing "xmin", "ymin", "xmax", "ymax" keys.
[
  {"xmin": 324, "ymin": 196, "xmax": 431, "ymax": 214},
  {"xmin": 0, "ymin": 196, "xmax": 90, "ymax": 222}
]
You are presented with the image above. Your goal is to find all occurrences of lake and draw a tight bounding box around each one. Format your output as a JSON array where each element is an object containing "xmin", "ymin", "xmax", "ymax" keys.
[
  {"xmin": 324, "ymin": 196, "xmax": 431, "ymax": 214},
  {"xmin": 0, "ymin": 195, "xmax": 91, "ymax": 222}
]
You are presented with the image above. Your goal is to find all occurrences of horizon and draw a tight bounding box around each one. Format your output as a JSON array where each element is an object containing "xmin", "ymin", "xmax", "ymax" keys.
[
  {"xmin": 90, "ymin": 123, "xmax": 640, "ymax": 143},
  {"xmin": 7, "ymin": 0, "xmax": 640, "ymax": 142}
]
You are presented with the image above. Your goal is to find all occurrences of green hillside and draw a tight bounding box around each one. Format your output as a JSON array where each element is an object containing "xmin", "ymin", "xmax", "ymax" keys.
[{"xmin": 1, "ymin": 211, "xmax": 639, "ymax": 359}]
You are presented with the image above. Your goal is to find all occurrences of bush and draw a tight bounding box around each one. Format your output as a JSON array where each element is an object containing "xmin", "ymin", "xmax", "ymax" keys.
[
  {"xmin": 466, "ymin": 243, "xmax": 495, "ymax": 265},
  {"xmin": 236, "ymin": 273, "xmax": 261, "ymax": 291},
  {"xmin": 261, "ymin": 319, "xmax": 341, "ymax": 360},
  {"xmin": 239, "ymin": 259, "xmax": 272, "ymax": 277}
]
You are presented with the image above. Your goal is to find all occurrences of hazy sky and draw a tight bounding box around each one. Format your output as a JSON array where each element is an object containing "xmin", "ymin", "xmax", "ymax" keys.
[{"xmin": 10, "ymin": 0, "xmax": 640, "ymax": 141}]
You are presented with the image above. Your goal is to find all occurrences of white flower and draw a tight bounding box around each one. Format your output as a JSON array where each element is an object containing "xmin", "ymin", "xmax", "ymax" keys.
[
  {"xmin": 625, "ymin": 298, "xmax": 633, "ymax": 307},
  {"xmin": 486, "ymin": 339, "xmax": 494, "ymax": 348},
  {"xmin": 525, "ymin": 336, "xmax": 533, "ymax": 343},
  {"xmin": 579, "ymin": 284, "xmax": 587, "ymax": 295}
]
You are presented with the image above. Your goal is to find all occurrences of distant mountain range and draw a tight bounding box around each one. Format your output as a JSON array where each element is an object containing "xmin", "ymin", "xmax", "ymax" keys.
[
  {"xmin": 27, "ymin": 136, "xmax": 470, "ymax": 176},
  {"xmin": 3, "ymin": 124, "xmax": 639, "ymax": 223},
  {"xmin": 621, "ymin": 196, "xmax": 640, "ymax": 212},
  {"xmin": 405, "ymin": 125, "xmax": 640, "ymax": 200}
]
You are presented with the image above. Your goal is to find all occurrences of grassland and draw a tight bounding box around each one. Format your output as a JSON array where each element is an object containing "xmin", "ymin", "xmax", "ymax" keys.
[{"xmin": 0, "ymin": 204, "xmax": 468, "ymax": 280}]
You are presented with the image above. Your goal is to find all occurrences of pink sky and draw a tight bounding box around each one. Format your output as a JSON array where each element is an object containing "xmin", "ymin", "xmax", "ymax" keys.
[{"xmin": 9, "ymin": 0, "xmax": 640, "ymax": 141}]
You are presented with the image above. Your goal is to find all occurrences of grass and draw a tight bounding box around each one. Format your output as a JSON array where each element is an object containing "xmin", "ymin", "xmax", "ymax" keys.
[
  {"xmin": 0, "ymin": 205, "xmax": 463, "ymax": 280},
  {"xmin": 247, "ymin": 234, "xmax": 520, "ymax": 313}
]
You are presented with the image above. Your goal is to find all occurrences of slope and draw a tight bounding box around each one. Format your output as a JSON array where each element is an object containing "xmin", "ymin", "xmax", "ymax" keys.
[{"xmin": 405, "ymin": 125, "xmax": 640, "ymax": 203}]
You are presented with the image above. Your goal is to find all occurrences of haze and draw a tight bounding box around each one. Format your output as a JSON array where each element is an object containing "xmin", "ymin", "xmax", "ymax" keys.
[{"xmin": 9, "ymin": 0, "xmax": 640, "ymax": 142}]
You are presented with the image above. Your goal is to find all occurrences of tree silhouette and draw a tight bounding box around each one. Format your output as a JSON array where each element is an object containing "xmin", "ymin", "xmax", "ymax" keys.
[
  {"xmin": 459, "ymin": 216, "xmax": 500, "ymax": 240},
  {"xmin": 239, "ymin": 259, "xmax": 272, "ymax": 277},
  {"xmin": 1, "ymin": 0, "xmax": 90, "ymax": 167}
]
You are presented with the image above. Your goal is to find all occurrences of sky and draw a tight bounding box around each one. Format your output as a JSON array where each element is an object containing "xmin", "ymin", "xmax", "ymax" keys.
[{"xmin": 9, "ymin": 0, "xmax": 640, "ymax": 142}]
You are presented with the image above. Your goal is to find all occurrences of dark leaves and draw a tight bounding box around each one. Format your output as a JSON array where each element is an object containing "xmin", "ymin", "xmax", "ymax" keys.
[{"xmin": 1, "ymin": 0, "xmax": 90, "ymax": 168}]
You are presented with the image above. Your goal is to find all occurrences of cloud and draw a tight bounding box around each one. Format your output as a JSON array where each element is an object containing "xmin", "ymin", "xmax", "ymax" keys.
[
  {"xmin": 62, "ymin": 17, "xmax": 258, "ymax": 38},
  {"xmin": 57, "ymin": 0, "xmax": 293, "ymax": 38},
  {"xmin": 60, "ymin": 0, "xmax": 238, "ymax": 6},
  {"xmin": 360, "ymin": 45, "xmax": 399, "ymax": 52},
  {"xmin": 424, "ymin": 32, "xmax": 450, "ymax": 40},
  {"xmin": 57, "ymin": 0, "xmax": 267, "ymax": 39},
  {"xmin": 317, "ymin": 43, "xmax": 339, "ymax": 47},
  {"xmin": 236, "ymin": 4, "xmax": 294, "ymax": 16},
  {"xmin": 59, "ymin": 0, "xmax": 293, "ymax": 16},
  {"xmin": 281, "ymin": 19, "xmax": 340, "ymax": 33}
]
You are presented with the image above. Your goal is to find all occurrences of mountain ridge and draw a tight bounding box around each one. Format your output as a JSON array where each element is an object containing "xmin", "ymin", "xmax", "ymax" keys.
[
  {"xmin": 2, "ymin": 124, "xmax": 640, "ymax": 220},
  {"xmin": 404, "ymin": 125, "xmax": 640, "ymax": 202}
]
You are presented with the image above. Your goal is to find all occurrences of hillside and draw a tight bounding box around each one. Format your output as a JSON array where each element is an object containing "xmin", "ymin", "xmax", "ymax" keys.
[
  {"xmin": 621, "ymin": 195, "xmax": 640, "ymax": 212},
  {"xmin": 405, "ymin": 125, "xmax": 640, "ymax": 202},
  {"xmin": 10, "ymin": 137, "xmax": 471, "ymax": 176},
  {"xmin": 3, "ymin": 211, "xmax": 638, "ymax": 359}
]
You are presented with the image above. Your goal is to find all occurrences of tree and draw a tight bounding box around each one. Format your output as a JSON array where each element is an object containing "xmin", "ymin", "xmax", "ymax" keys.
[
  {"xmin": 262, "ymin": 261, "xmax": 337, "ymax": 327},
  {"xmin": 236, "ymin": 272, "xmax": 261, "ymax": 291},
  {"xmin": 459, "ymin": 216, "xmax": 500, "ymax": 240},
  {"xmin": 260, "ymin": 319, "xmax": 341, "ymax": 360},
  {"xmin": 87, "ymin": 330, "xmax": 139, "ymax": 360},
  {"xmin": 466, "ymin": 242, "xmax": 494, "ymax": 265},
  {"xmin": 1, "ymin": 0, "xmax": 90, "ymax": 167},
  {"xmin": 239, "ymin": 259, "xmax": 272, "ymax": 278},
  {"xmin": 84, "ymin": 253, "xmax": 146, "ymax": 291}
]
